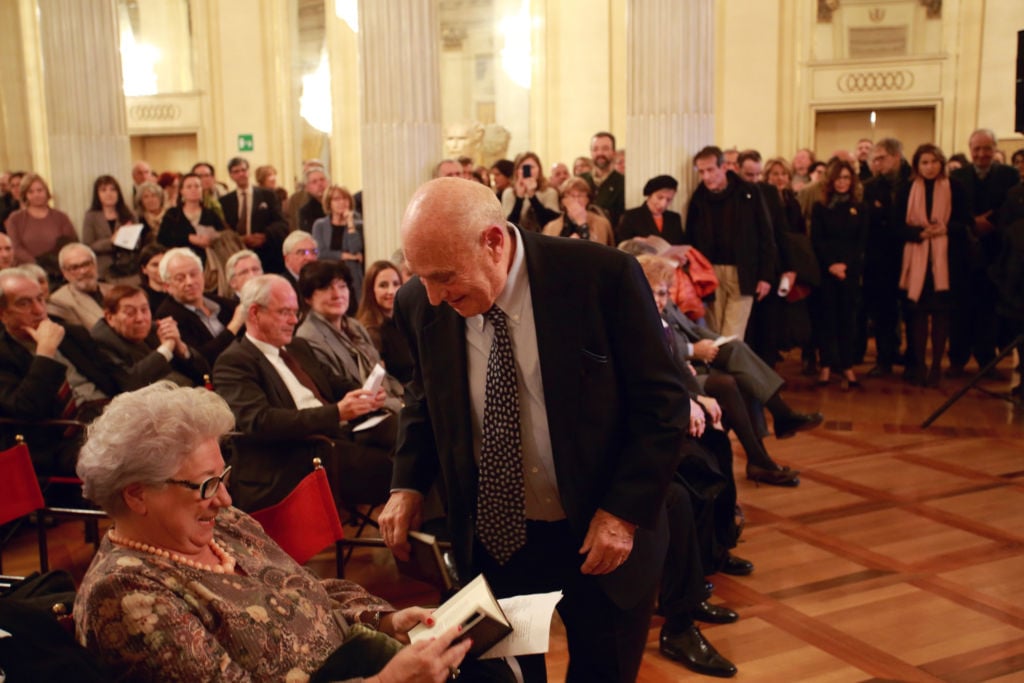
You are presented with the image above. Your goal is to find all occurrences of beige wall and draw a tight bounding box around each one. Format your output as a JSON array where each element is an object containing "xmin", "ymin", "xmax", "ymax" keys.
[{"xmin": 976, "ymin": 0, "xmax": 1024, "ymax": 146}]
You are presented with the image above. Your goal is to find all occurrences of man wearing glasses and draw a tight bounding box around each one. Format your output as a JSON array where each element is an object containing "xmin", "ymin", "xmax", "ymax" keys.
[
  {"xmin": 46, "ymin": 243, "xmax": 112, "ymax": 328},
  {"xmin": 154, "ymin": 248, "xmax": 246, "ymax": 365},
  {"xmin": 281, "ymin": 230, "xmax": 319, "ymax": 305},
  {"xmin": 0, "ymin": 267, "xmax": 118, "ymax": 477}
]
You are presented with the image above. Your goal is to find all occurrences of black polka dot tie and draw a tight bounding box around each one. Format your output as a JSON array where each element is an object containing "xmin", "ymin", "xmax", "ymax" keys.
[{"xmin": 477, "ymin": 305, "xmax": 527, "ymax": 564}]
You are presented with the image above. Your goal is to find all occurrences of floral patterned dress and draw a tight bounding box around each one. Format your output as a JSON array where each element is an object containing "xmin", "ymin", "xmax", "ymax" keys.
[{"xmin": 74, "ymin": 507, "xmax": 394, "ymax": 682}]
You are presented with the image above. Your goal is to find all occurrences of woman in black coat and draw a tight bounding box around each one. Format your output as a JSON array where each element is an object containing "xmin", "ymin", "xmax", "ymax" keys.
[
  {"xmin": 157, "ymin": 172, "xmax": 224, "ymax": 264},
  {"xmin": 811, "ymin": 159, "xmax": 868, "ymax": 389}
]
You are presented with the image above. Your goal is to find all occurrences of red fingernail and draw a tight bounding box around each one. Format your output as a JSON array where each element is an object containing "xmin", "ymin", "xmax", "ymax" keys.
[
  {"xmin": 426, "ymin": 617, "xmax": 435, "ymax": 626},
  {"xmin": 457, "ymin": 625, "xmax": 463, "ymax": 632}
]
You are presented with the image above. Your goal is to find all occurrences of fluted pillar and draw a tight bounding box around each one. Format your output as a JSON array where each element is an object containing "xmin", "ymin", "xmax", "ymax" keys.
[
  {"xmin": 36, "ymin": 0, "xmax": 131, "ymax": 224},
  {"xmin": 625, "ymin": 0, "xmax": 715, "ymax": 211},
  {"xmin": 359, "ymin": 0, "xmax": 441, "ymax": 263}
]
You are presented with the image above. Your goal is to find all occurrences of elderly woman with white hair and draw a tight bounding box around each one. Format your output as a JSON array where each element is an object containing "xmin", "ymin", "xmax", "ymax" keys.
[{"xmin": 74, "ymin": 382, "xmax": 488, "ymax": 683}]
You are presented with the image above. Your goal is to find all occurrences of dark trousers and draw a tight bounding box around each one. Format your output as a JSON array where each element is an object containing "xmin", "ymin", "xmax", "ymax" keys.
[
  {"xmin": 677, "ymin": 429, "xmax": 738, "ymax": 574},
  {"xmin": 949, "ymin": 271, "xmax": 998, "ymax": 368},
  {"xmin": 476, "ymin": 520, "xmax": 655, "ymax": 683},
  {"xmin": 862, "ymin": 272, "xmax": 902, "ymax": 367},
  {"xmin": 746, "ymin": 293, "xmax": 782, "ymax": 367},
  {"xmin": 659, "ymin": 483, "xmax": 707, "ymax": 625},
  {"xmin": 818, "ymin": 274, "xmax": 860, "ymax": 371}
]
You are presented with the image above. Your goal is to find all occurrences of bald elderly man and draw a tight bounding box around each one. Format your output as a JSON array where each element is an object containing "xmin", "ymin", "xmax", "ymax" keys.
[{"xmin": 379, "ymin": 178, "xmax": 688, "ymax": 683}]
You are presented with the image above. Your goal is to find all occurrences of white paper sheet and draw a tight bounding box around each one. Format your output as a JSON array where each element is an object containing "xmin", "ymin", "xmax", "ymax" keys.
[
  {"xmin": 479, "ymin": 591, "xmax": 562, "ymax": 660},
  {"xmin": 712, "ymin": 335, "xmax": 737, "ymax": 347},
  {"xmin": 352, "ymin": 412, "xmax": 390, "ymax": 433},
  {"xmin": 113, "ymin": 223, "xmax": 145, "ymax": 250}
]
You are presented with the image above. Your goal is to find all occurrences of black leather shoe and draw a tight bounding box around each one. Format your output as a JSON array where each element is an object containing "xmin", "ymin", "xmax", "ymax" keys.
[
  {"xmin": 720, "ymin": 553, "xmax": 754, "ymax": 576},
  {"xmin": 693, "ymin": 601, "xmax": 739, "ymax": 624},
  {"xmin": 704, "ymin": 580, "xmax": 715, "ymax": 598},
  {"xmin": 660, "ymin": 624, "xmax": 738, "ymax": 678},
  {"xmin": 774, "ymin": 411, "xmax": 824, "ymax": 439},
  {"xmin": 746, "ymin": 463, "xmax": 800, "ymax": 487}
]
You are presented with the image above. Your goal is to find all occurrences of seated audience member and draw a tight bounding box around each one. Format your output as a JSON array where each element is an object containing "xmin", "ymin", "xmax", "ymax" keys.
[
  {"xmin": 617, "ymin": 175, "xmax": 686, "ymax": 244},
  {"xmin": 501, "ymin": 152, "xmax": 560, "ymax": 232},
  {"xmin": 0, "ymin": 267, "xmax": 118, "ymax": 476},
  {"xmin": 157, "ymin": 172, "xmax": 224, "ymax": 264},
  {"xmin": 81, "ymin": 175, "xmax": 136, "ymax": 279},
  {"xmin": 154, "ymin": 247, "xmax": 244, "ymax": 365},
  {"xmin": 221, "ymin": 156, "xmax": 288, "ymax": 275},
  {"xmin": 296, "ymin": 260, "xmax": 403, "ymax": 414},
  {"xmin": 357, "ymin": 259, "xmax": 414, "ymax": 384},
  {"xmin": 641, "ymin": 254, "xmax": 801, "ymax": 487},
  {"xmin": 0, "ymin": 232, "xmax": 15, "ymax": 269},
  {"xmin": 281, "ymin": 230, "xmax": 320, "ymax": 302},
  {"xmin": 4, "ymin": 173, "xmax": 77, "ymax": 268},
  {"xmin": 541, "ymin": 176, "xmax": 615, "ymax": 245},
  {"xmin": 74, "ymin": 382, "xmax": 495, "ymax": 683},
  {"xmin": 212, "ymin": 274, "xmax": 393, "ymax": 512},
  {"xmin": 311, "ymin": 185, "xmax": 364, "ymax": 312},
  {"xmin": 91, "ymin": 285, "xmax": 209, "ymax": 391},
  {"xmin": 137, "ymin": 243, "xmax": 169, "ymax": 311},
  {"xmin": 47, "ymin": 244, "xmax": 112, "ymax": 328},
  {"xmin": 18, "ymin": 263, "xmax": 50, "ymax": 299},
  {"xmin": 225, "ymin": 249, "xmax": 264, "ymax": 300}
]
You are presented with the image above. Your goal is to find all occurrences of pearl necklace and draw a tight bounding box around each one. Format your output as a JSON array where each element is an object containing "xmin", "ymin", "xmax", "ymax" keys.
[{"xmin": 108, "ymin": 529, "xmax": 238, "ymax": 574}]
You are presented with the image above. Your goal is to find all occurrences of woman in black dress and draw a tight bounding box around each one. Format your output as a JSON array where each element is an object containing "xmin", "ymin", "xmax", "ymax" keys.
[
  {"xmin": 157, "ymin": 172, "xmax": 224, "ymax": 264},
  {"xmin": 811, "ymin": 159, "xmax": 868, "ymax": 390}
]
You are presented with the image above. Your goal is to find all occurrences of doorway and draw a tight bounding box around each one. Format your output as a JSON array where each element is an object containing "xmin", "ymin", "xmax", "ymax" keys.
[{"xmin": 815, "ymin": 107, "xmax": 936, "ymax": 158}]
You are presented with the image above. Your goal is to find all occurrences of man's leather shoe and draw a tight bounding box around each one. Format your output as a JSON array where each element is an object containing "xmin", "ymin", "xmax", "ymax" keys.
[
  {"xmin": 746, "ymin": 463, "xmax": 800, "ymax": 487},
  {"xmin": 704, "ymin": 580, "xmax": 715, "ymax": 598},
  {"xmin": 720, "ymin": 553, "xmax": 754, "ymax": 576},
  {"xmin": 693, "ymin": 601, "xmax": 738, "ymax": 624},
  {"xmin": 660, "ymin": 624, "xmax": 737, "ymax": 678},
  {"xmin": 774, "ymin": 411, "xmax": 823, "ymax": 439}
]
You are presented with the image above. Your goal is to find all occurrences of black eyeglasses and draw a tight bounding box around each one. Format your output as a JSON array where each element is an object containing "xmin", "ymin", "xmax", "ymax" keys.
[{"xmin": 166, "ymin": 465, "xmax": 232, "ymax": 500}]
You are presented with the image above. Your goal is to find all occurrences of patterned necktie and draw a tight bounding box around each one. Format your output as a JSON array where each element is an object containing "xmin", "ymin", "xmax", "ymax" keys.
[{"xmin": 477, "ymin": 306, "xmax": 527, "ymax": 564}]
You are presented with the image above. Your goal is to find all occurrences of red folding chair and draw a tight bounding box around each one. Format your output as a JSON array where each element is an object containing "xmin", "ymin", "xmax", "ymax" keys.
[{"xmin": 250, "ymin": 458, "xmax": 349, "ymax": 576}]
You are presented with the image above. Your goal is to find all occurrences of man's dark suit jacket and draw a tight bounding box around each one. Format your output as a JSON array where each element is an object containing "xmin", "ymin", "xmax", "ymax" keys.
[
  {"xmin": 0, "ymin": 324, "xmax": 119, "ymax": 475},
  {"xmin": 213, "ymin": 336, "xmax": 357, "ymax": 510},
  {"xmin": 392, "ymin": 229, "xmax": 688, "ymax": 610},
  {"xmin": 220, "ymin": 187, "xmax": 288, "ymax": 274},
  {"xmin": 950, "ymin": 163, "xmax": 1021, "ymax": 267},
  {"xmin": 684, "ymin": 171, "xmax": 777, "ymax": 295},
  {"xmin": 155, "ymin": 295, "xmax": 239, "ymax": 365},
  {"xmin": 90, "ymin": 319, "xmax": 210, "ymax": 392},
  {"xmin": 582, "ymin": 170, "xmax": 626, "ymax": 228},
  {"xmin": 615, "ymin": 204, "xmax": 685, "ymax": 245}
]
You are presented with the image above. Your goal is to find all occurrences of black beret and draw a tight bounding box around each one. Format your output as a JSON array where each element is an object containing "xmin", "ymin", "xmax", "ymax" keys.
[{"xmin": 643, "ymin": 174, "xmax": 678, "ymax": 196}]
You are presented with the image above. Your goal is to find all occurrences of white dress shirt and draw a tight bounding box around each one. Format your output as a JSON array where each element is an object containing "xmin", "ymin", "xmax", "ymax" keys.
[
  {"xmin": 465, "ymin": 224, "xmax": 564, "ymax": 521},
  {"xmin": 246, "ymin": 333, "xmax": 323, "ymax": 410}
]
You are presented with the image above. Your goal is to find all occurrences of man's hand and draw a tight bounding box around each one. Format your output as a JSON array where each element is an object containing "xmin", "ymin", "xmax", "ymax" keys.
[
  {"xmin": 156, "ymin": 317, "xmax": 188, "ymax": 357},
  {"xmin": 337, "ymin": 388, "xmax": 386, "ymax": 421},
  {"xmin": 692, "ymin": 339, "xmax": 719, "ymax": 363},
  {"xmin": 26, "ymin": 319, "xmax": 64, "ymax": 357},
  {"xmin": 242, "ymin": 233, "xmax": 267, "ymax": 248},
  {"xmin": 755, "ymin": 280, "xmax": 771, "ymax": 301},
  {"xmin": 974, "ymin": 211, "xmax": 994, "ymax": 235},
  {"xmin": 579, "ymin": 509, "xmax": 637, "ymax": 575},
  {"xmin": 696, "ymin": 394, "xmax": 723, "ymax": 430},
  {"xmin": 379, "ymin": 490, "xmax": 424, "ymax": 561},
  {"xmin": 227, "ymin": 303, "xmax": 246, "ymax": 334},
  {"xmin": 688, "ymin": 399, "xmax": 706, "ymax": 437},
  {"xmin": 565, "ymin": 197, "xmax": 589, "ymax": 226},
  {"xmin": 828, "ymin": 263, "xmax": 847, "ymax": 280}
]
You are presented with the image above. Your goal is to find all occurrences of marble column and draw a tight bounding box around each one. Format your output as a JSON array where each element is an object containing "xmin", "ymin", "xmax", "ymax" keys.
[
  {"xmin": 36, "ymin": 0, "xmax": 131, "ymax": 224},
  {"xmin": 625, "ymin": 0, "xmax": 715, "ymax": 212},
  {"xmin": 358, "ymin": 0, "xmax": 442, "ymax": 263}
]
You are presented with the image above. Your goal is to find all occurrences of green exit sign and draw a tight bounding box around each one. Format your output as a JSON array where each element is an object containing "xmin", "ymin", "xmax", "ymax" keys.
[{"xmin": 237, "ymin": 134, "xmax": 254, "ymax": 152}]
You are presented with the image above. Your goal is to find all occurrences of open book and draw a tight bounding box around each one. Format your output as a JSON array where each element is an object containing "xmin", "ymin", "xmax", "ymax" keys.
[{"xmin": 408, "ymin": 574, "xmax": 512, "ymax": 658}]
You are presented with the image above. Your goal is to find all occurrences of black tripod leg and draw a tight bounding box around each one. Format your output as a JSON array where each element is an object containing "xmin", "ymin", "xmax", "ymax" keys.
[{"xmin": 921, "ymin": 333, "xmax": 1024, "ymax": 428}]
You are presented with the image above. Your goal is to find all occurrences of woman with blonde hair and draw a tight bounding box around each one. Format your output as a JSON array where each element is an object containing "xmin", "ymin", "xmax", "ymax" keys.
[{"xmin": 542, "ymin": 176, "xmax": 614, "ymax": 245}]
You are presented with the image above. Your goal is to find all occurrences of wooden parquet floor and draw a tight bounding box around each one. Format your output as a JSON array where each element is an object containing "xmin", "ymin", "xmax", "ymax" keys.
[{"xmin": 4, "ymin": 352, "xmax": 1023, "ymax": 681}]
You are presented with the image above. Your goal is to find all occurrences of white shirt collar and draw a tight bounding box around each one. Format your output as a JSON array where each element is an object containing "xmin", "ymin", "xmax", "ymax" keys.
[{"xmin": 246, "ymin": 332, "xmax": 280, "ymax": 357}]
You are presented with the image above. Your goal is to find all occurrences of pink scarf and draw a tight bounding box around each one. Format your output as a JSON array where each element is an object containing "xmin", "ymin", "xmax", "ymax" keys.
[{"xmin": 899, "ymin": 177, "xmax": 950, "ymax": 302}]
